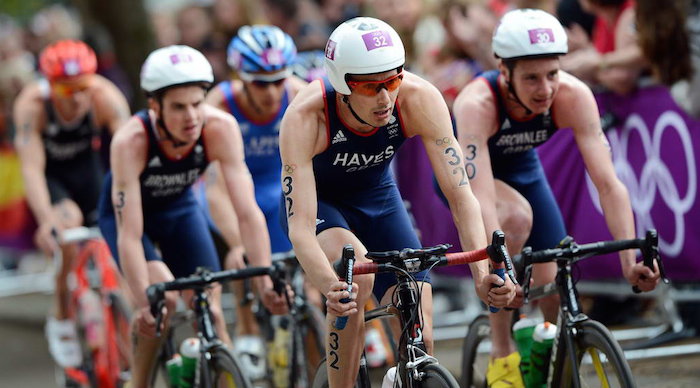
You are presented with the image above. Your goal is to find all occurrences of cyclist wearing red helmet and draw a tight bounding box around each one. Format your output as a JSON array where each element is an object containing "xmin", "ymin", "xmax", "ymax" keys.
[{"xmin": 12, "ymin": 39, "xmax": 130, "ymax": 368}]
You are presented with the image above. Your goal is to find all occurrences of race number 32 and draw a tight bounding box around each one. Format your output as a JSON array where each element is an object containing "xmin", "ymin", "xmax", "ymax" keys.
[{"xmin": 362, "ymin": 31, "xmax": 394, "ymax": 51}]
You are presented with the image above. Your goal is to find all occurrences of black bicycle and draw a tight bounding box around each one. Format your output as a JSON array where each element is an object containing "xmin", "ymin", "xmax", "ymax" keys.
[
  {"xmin": 253, "ymin": 251, "xmax": 327, "ymax": 388},
  {"xmin": 313, "ymin": 231, "xmax": 516, "ymax": 388},
  {"xmin": 461, "ymin": 229, "xmax": 668, "ymax": 388},
  {"xmin": 146, "ymin": 263, "xmax": 288, "ymax": 388}
]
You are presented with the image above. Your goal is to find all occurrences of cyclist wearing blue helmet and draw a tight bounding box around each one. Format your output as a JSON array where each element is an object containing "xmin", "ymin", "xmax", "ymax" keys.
[
  {"xmin": 204, "ymin": 25, "xmax": 308, "ymax": 379},
  {"xmin": 293, "ymin": 49, "xmax": 328, "ymax": 83}
]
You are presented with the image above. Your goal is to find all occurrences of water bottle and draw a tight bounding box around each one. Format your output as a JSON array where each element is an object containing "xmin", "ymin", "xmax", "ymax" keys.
[
  {"xmin": 271, "ymin": 317, "xmax": 291, "ymax": 388},
  {"xmin": 512, "ymin": 315, "xmax": 539, "ymax": 380},
  {"xmin": 365, "ymin": 327, "xmax": 388, "ymax": 368},
  {"xmin": 526, "ymin": 321, "xmax": 557, "ymax": 388},
  {"xmin": 166, "ymin": 353, "xmax": 182, "ymax": 388},
  {"xmin": 78, "ymin": 289, "xmax": 104, "ymax": 349},
  {"xmin": 381, "ymin": 366, "xmax": 402, "ymax": 388},
  {"xmin": 180, "ymin": 338, "xmax": 201, "ymax": 388}
]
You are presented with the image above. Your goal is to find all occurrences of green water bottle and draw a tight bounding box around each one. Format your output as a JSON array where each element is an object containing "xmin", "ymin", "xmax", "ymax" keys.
[
  {"xmin": 512, "ymin": 315, "xmax": 539, "ymax": 381},
  {"xmin": 526, "ymin": 321, "xmax": 556, "ymax": 388},
  {"xmin": 180, "ymin": 337, "xmax": 201, "ymax": 388},
  {"xmin": 166, "ymin": 353, "xmax": 182, "ymax": 388}
]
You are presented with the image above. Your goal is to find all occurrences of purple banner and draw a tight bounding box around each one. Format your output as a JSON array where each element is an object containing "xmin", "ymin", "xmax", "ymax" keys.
[{"xmin": 396, "ymin": 86, "xmax": 700, "ymax": 281}]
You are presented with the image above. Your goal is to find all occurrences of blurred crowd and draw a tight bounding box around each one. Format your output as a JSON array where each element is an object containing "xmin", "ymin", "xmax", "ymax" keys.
[{"xmin": 0, "ymin": 0, "xmax": 698, "ymax": 242}]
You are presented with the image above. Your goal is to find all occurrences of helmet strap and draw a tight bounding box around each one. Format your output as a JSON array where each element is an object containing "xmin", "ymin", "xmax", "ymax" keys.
[
  {"xmin": 156, "ymin": 96, "xmax": 190, "ymax": 149},
  {"xmin": 342, "ymin": 95, "xmax": 373, "ymax": 127},
  {"xmin": 504, "ymin": 64, "xmax": 533, "ymax": 117},
  {"xmin": 242, "ymin": 83, "xmax": 264, "ymax": 116}
]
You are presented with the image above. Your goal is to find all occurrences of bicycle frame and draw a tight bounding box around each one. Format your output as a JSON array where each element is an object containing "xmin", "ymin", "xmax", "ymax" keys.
[
  {"xmin": 364, "ymin": 274, "xmax": 439, "ymax": 386},
  {"xmin": 519, "ymin": 230, "xmax": 668, "ymax": 388},
  {"xmin": 57, "ymin": 227, "xmax": 130, "ymax": 388}
]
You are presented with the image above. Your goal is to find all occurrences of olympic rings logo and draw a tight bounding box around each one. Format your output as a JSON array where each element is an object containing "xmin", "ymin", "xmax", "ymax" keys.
[{"xmin": 586, "ymin": 111, "xmax": 697, "ymax": 257}]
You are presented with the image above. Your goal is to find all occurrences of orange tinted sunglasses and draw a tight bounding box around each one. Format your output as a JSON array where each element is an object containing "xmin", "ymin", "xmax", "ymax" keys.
[
  {"xmin": 347, "ymin": 71, "xmax": 404, "ymax": 96},
  {"xmin": 51, "ymin": 76, "xmax": 93, "ymax": 97}
]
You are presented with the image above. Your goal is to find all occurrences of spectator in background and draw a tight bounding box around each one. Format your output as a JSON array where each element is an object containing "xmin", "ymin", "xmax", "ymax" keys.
[
  {"xmin": 420, "ymin": 0, "xmax": 498, "ymax": 111},
  {"xmin": 636, "ymin": 0, "xmax": 697, "ymax": 117},
  {"xmin": 151, "ymin": 11, "xmax": 180, "ymax": 47},
  {"xmin": 263, "ymin": 0, "xmax": 330, "ymax": 51},
  {"xmin": 562, "ymin": 0, "xmax": 645, "ymax": 95},
  {"xmin": 177, "ymin": 4, "xmax": 229, "ymax": 82},
  {"xmin": 0, "ymin": 15, "xmax": 37, "ymax": 141},
  {"xmin": 319, "ymin": 0, "xmax": 363, "ymax": 29},
  {"xmin": 27, "ymin": 4, "xmax": 83, "ymax": 53},
  {"xmin": 369, "ymin": 0, "xmax": 426, "ymax": 66},
  {"xmin": 212, "ymin": 0, "xmax": 256, "ymax": 42}
]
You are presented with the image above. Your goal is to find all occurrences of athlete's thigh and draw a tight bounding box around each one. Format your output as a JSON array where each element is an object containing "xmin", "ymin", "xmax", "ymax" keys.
[
  {"xmin": 51, "ymin": 198, "xmax": 84, "ymax": 228},
  {"xmin": 493, "ymin": 179, "xmax": 533, "ymax": 228},
  {"xmin": 157, "ymin": 204, "xmax": 221, "ymax": 279},
  {"xmin": 317, "ymin": 227, "xmax": 369, "ymax": 267}
]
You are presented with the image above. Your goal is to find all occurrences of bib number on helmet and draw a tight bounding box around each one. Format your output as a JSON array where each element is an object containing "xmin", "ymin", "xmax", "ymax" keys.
[
  {"xmin": 528, "ymin": 28, "xmax": 555, "ymax": 44},
  {"xmin": 362, "ymin": 31, "xmax": 393, "ymax": 51},
  {"xmin": 170, "ymin": 53, "xmax": 193, "ymax": 64}
]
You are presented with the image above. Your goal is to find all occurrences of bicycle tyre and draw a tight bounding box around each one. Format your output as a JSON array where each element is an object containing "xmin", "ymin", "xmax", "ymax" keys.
[
  {"xmin": 108, "ymin": 292, "xmax": 132, "ymax": 387},
  {"xmin": 290, "ymin": 303, "xmax": 326, "ymax": 387},
  {"xmin": 311, "ymin": 357, "xmax": 370, "ymax": 388},
  {"xmin": 558, "ymin": 320, "xmax": 636, "ymax": 388},
  {"xmin": 460, "ymin": 314, "xmax": 490, "ymax": 388},
  {"xmin": 416, "ymin": 363, "xmax": 460, "ymax": 388},
  {"xmin": 204, "ymin": 346, "xmax": 253, "ymax": 388}
]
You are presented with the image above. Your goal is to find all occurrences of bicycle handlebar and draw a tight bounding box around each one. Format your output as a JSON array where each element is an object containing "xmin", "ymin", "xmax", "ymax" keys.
[
  {"xmin": 146, "ymin": 263, "xmax": 287, "ymax": 337},
  {"xmin": 333, "ymin": 230, "xmax": 517, "ymax": 321},
  {"xmin": 520, "ymin": 229, "xmax": 668, "ymax": 302}
]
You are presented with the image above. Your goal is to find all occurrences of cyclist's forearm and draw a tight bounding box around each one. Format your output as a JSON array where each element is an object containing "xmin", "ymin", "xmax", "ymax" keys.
[
  {"xmin": 21, "ymin": 166, "xmax": 56, "ymax": 225},
  {"xmin": 118, "ymin": 237, "xmax": 150, "ymax": 307},
  {"xmin": 289, "ymin": 232, "xmax": 337, "ymax": 295},
  {"xmin": 598, "ymin": 181, "xmax": 637, "ymax": 268},
  {"xmin": 237, "ymin": 208, "xmax": 271, "ymax": 268}
]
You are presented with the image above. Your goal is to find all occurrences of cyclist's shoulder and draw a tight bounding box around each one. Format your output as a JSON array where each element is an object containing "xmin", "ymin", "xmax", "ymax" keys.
[
  {"xmin": 202, "ymin": 103, "xmax": 239, "ymax": 134},
  {"xmin": 552, "ymin": 71, "xmax": 598, "ymax": 123},
  {"xmin": 89, "ymin": 75, "xmax": 129, "ymax": 108},
  {"xmin": 287, "ymin": 75, "xmax": 309, "ymax": 100},
  {"xmin": 12, "ymin": 80, "xmax": 46, "ymax": 113},
  {"xmin": 289, "ymin": 78, "xmax": 325, "ymax": 113},
  {"xmin": 205, "ymin": 80, "xmax": 230, "ymax": 110},
  {"xmin": 111, "ymin": 115, "xmax": 149, "ymax": 155},
  {"xmin": 453, "ymin": 76, "xmax": 497, "ymax": 123}
]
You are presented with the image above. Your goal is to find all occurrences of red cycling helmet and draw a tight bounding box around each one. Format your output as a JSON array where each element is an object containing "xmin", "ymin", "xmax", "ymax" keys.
[{"xmin": 39, "ymin": 40, "xmax": 97, "ymax": 82}]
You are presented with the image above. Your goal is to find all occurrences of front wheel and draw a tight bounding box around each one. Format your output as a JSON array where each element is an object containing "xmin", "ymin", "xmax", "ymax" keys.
[
  {"xmin": 311, "ymin": 356, "xmax": 370, "ymax": 388},
  {"xmin": 205, "ymin": 347, "xmax": 253, "ymax": 388},
  {"xmin": 558, "ymin": 320, "xmax": 636, "ymax": 388},
  {"xmin": 416, "ymin": 363, "xmax": 460, "ymax": 388},
  {"xmin": 460, "ymin": 314, "xmax": 491, "ymax": 388}
]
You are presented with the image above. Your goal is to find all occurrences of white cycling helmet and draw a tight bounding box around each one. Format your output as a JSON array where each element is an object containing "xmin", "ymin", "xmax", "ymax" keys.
[
  {"xmin": 492, "ymin": 9, "xmax": 568, "ymax": 60},
  {"xmin": 140, "ymin": 45, "xmax": 214, "ymax": 93},
  {"xmin": 324, "ymin": 17, "xmax": 405, "ymax": 95}
]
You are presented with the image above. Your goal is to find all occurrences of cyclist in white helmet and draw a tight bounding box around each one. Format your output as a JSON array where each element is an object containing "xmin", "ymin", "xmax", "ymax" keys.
[
  {"xmin": 97, "ymin": 45, "xmax": 289, "ymax": 387},
  {"xmin": 279, "ymin": 17, "xmax": 516, "ymax": 387},
  {"xmin": 451, "ymin": 9, "xmax": 660, "ymax": 387}
]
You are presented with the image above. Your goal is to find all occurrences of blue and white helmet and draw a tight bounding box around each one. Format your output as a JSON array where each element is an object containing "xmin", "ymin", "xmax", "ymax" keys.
[
  {"xmin": 292, "ymin": 50, "xmax": 327, "ymax": 82},
  {"xmin": 227, "ymin": 25, "xmax": 297, "ymax": 82}
]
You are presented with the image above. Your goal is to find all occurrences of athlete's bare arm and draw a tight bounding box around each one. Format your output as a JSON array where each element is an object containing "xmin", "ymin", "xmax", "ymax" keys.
[
  {"xmin": 454, "ymin": 78, "xmax": 503, "ymax": 242},
  {"xmin": 204, "ymin": 83, "xmax": 229, "ymax": 111},
  {"xmin": 279, "ymin": 80, "xmax": 355, "ymax": 313},
  {"xmin": 203, "ymin": 106, "xmax": 288, "ymax": 314},
  {"xmin": 400, "ymin": 72, "xmax": 511, "ymax": 307},
  {"xmin": 554, "ymin": 72, "xmax": 659, "ymax": 291},
  {"xmin": 110, "ymin": 118, "xmax": 150, "ymax": 307},
  {"xmin": 13, "ymin": 82, "xmax": 55, "ymax": 254},
  {"xmin": 91, "ymin": 75, "xmax": 131, "ymax": 135}
]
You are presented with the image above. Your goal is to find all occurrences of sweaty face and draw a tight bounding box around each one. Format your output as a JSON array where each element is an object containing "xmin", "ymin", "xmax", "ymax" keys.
[
  {"xmin": 345, "ymin": 69, "xmax": 401, "ymax": 128},
  {"xmin": 244, "ymin": 70, "xmax": 288, "ymax": 116},
  {"xmin": 51, "ymin": 75, "xmax": 93, "ymax": 112},
  {"xmin": 507, "ymin": 57, "xmax": 560, "ymax": 115},
  {"xmin": 154, "ymin": 86, "xmax": 207, "ymax": 144}
]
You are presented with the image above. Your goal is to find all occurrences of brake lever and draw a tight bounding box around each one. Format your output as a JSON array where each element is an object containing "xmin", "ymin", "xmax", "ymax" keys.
[
  {"xmin": 271, "ymin": 261, "xmax": 292, "ymax": 310},
  {"xmin": 521, "ymin": 247, "xmax": 533, "ymax": 304},
  {"xmin": 633, "ymin": 229, "xmax": 669, "ymax": 293},
  {"xmin": 147, "ymin": 284, "xmax": 166, "ymax": 338},
  {"xmin": 334, "ymin": 244, "xmax": 355, "ymax": 330}
]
